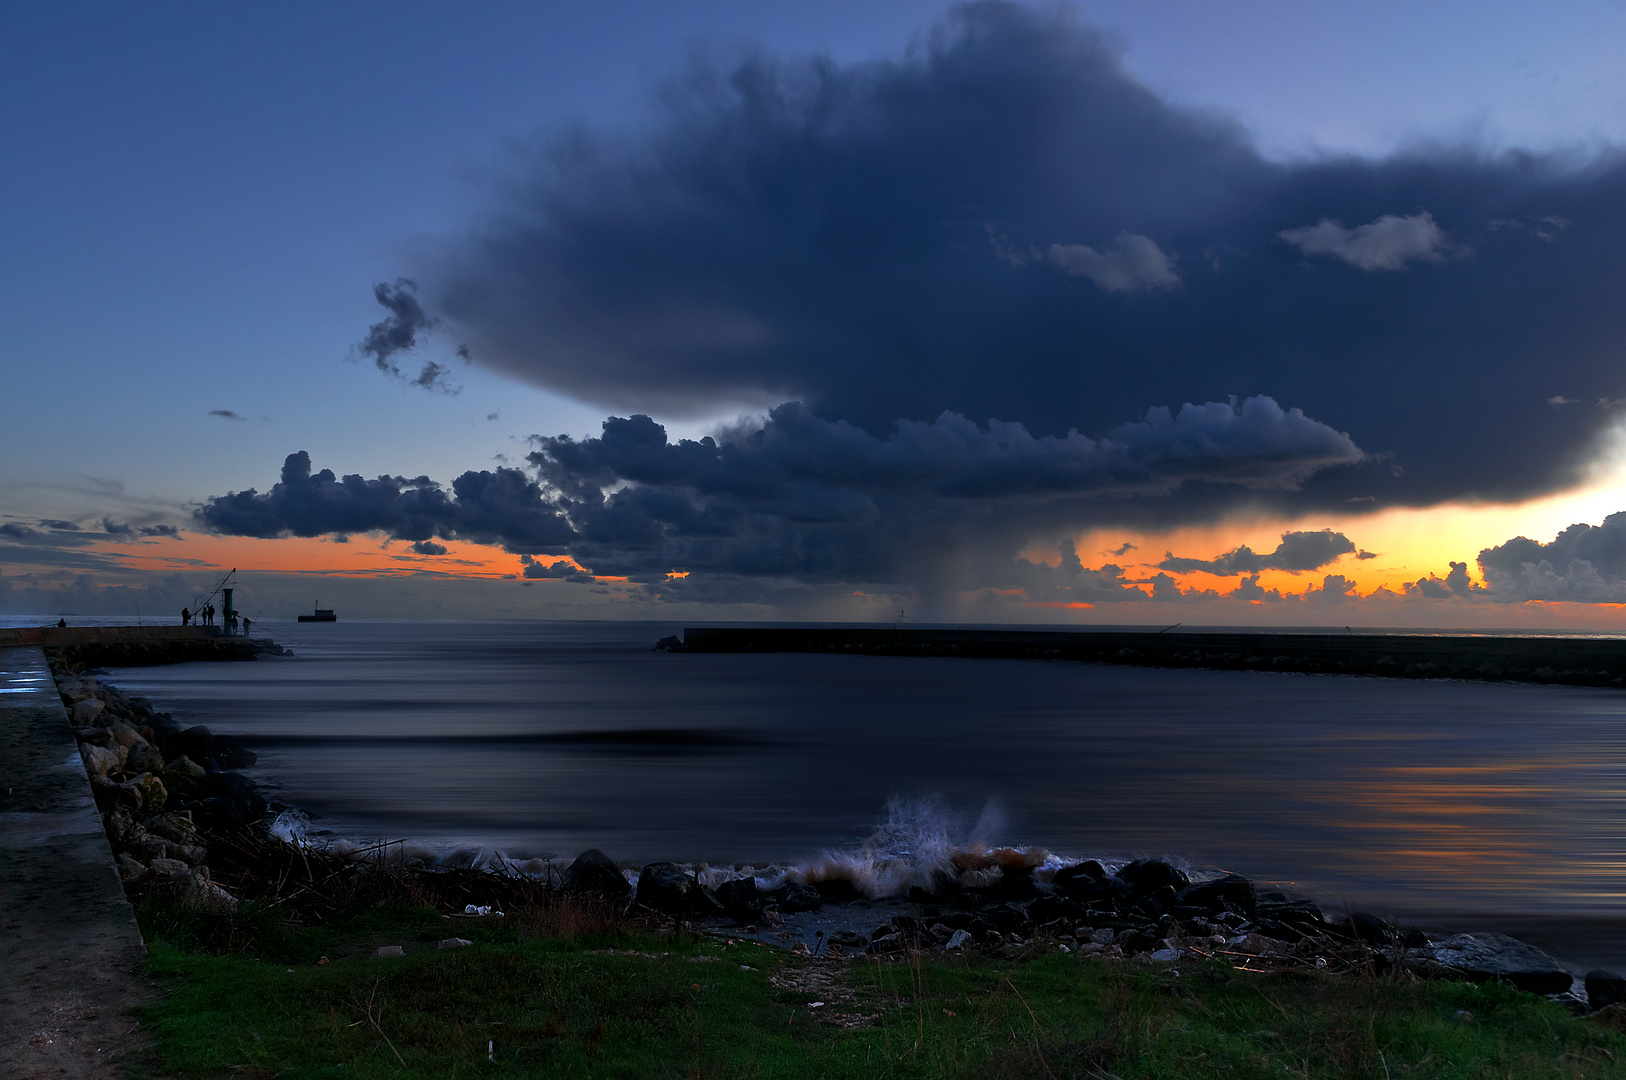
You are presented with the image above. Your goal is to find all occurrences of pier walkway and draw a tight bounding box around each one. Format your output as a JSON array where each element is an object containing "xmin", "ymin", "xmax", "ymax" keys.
[{"xmin": 0, "ymin": 645, "xmax": 149, "ymax": 1078}]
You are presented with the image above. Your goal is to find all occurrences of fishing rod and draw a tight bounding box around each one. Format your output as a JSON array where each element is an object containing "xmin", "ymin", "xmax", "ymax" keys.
[{"xmin": 192, "ymin": 568, "xmax": 237, "ymax": 619}]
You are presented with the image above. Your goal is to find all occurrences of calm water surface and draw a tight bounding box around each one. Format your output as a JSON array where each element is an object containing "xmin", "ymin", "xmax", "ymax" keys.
[{"xmin": 101, "ymin": 619, "xmax": 1626, "ymax": 963}]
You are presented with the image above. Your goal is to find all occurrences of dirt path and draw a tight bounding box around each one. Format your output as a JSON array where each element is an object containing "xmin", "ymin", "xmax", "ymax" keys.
[{"xmin": 0, "ymin": 646, "xmax": 152, "ymax": 1078}]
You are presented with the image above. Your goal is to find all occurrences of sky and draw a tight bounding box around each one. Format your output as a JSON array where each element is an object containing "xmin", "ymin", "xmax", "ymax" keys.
[{"xmin": 5, "ymin": 0, "xmax": 1626, "ymax": 625}]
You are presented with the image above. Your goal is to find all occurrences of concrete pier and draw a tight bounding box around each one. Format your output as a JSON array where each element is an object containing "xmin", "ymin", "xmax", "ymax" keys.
[
  {"xmin": 0, "ymin": 645, "xmax": 149, "ymax": 1078},
  {"xmin": 680, "ymin": 626, "xmax": 1626, "ymax": 689}
]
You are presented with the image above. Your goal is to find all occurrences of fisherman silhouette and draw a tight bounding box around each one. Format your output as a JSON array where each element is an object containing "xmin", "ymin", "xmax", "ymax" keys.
[{"xmin": 181, "ymin": 607, "xmax": 191, "ymax": 626}]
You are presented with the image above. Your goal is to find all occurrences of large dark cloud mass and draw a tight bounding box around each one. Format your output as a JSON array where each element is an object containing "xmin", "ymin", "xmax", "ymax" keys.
[
  {"xmin": 1159, "ymin": 529, "xmax": 1356, "ymax": 576},
  {"xmin": 195, "ymin": 395, "xmax": 1358, "ymax": 602},
  {"xmin": 434, "ymin": 1, "xmax": 1626, "ymax": 517}
]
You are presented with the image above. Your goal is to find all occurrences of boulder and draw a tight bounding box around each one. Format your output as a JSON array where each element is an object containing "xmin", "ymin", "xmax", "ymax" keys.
[
  {"xmin": 108, "ymin": 722, "xmax": 146, "ymax": 749},
  {"xmin": 125, "ymin": 742, "xmax": 166, "ymax": 776},
  {"xmin": 120, "ymin": 773, "xmax": 167, "ymax": 815},
  {"xmin": 170, "ymin": 725, "xmax": 215, "ymax": 762},
  {"xmin": 79, "ymin": 743, "xmax": 119, "ymax": 779},
  {"xmin": 1340, "ymin": 912, "xmax": 1394, "ymax": 946},
  {"xmin": 827, "ymin": 930, "xmax": 869, "ymax": 950},
  {"xmin": 635, "ymin": 862, "xmax": 720, "ymax": 915},
  {"xmin": 1407, "ymin": 933, "xmax": 1572, "ymax": 995},
  {"xmin": 945, "ymin": 929, "xmax": 972, "ymax": 950},
  {"xmin": 72, "ymin": 698, "xmax": 105, "ymax": 726},
  {"xmin": 1175, "ymin": 874, "xmax": 1257, "ymax": 917},
  {"xmin": 375, "ymin": 945, "xmax": 405, "ymax": 958},
  {"xmin": 149, "ymin": 856, "xmax": 190, "ymax": 877},
  {"xmin": 1586, "ymin": 970, "xmax": 1626, "ymax": 1011},
  {"xmin": 144, "ymin": 811, "xmax": 200, "ymax": 845},
  {"xmin": 162, "ymin": 755, "xmax": 208, "ymax": 797},
  {"xmin": 1114, "ymin": 859, "xmax": 1190, "ymax": 899},
  {"xmin": 76, "ymin": 727, "xmax": 114, "ymax": 749},
  {"xmin": 115, "ymin": 853, "xmax": 147, "ymax": 881},
  {"xmin": 560, "ymin": 849, "xmax": 632, "ymax": 902},
  {"xmin": 166, "ymin": 843, "xmax": 209, "ymax": 866},
  {"xmin": 714, "ymin": 877, "xmax": 762, "ymax": 922},
  {"xmin": 1052, "ymin": 860, "xmax": 1127, "ymax": 905},
  {"xmin": 438, "ymin": 937, "xmax": 473, "ymax": 949},
  {"xmin": 766, "ymin": 881, "xmax": 822, "ymax": 913}
]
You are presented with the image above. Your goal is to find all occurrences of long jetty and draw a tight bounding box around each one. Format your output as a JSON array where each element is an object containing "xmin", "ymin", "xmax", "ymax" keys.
[{"xmin": 679, "ymin": 626, "xmax": 1626, "ymax": 689}]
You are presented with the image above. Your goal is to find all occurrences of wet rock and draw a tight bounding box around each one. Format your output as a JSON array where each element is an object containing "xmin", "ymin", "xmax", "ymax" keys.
[
  {"xmin": 108, "ymin": 722, "xmax": 147, "ymax": 750},
  {"xmin": 1052, "ymin": 860, "xmax": 1125, "ymax": 905},
  {"xmin": 636, "ymin": 862, "xmax": 720, "ymax": 915},
  {"xmin": 827, "ymin": 930, "xmax": 868, "ymax": 950},
  {"xmin": 810, "ymin": 877, "xmax": 866, "ymax": 903},
  {"xmin": 144, "ymin": 811, "xmax": 199, "ymax": 845},
  {"xmin": 76, "ymin": 727, "xmax": 114, "ymax": 749},
  {"xmin": 654, "ymin": 635, "xmax": 685, "ymax": 652},
  {"xmin": 1408, "ymin": 933, "xmax": 1572, "ymax": 995},
  {"xmin": 1136, "ymin": 885, "xmax": 1178, "ymax": 917},
  {"xmin": 1114, "ymin": 859, "xmax": 1190, "ymax": 899},
  {"xmin": 79, "ymin": 743, "xmax": 119, "ymax": 779},
  {"xmin": 170, "ymin": 725, "xmax": 215, "ymax": 762},
  {"xmin": 72, "ymin": 698, "xmax": 105, "ymax": 726},
  {"xmin": 561, "ymin": 849, "xmax": 632, "ymax": 902},
  {"xmin": 217, "ymin": 743, "xmax": 257, "ymax": 769},
  {"xmin": 121, "ymin": 773, "xmax": 167, "ymax": 815},
  {"xmin": 866, "ymin": 933, "xmax": 902, "ymax": 954},
  {"xmin": 1176, "ymin": 874, "xmax": 1257, "ymax": 917},
  {"xmin": 163, "ymin": 755, "xmax": 208, "ymax": 796},
  {"xmin": 125, "ymin": 742, "xmax": 166, "ymax": 776},
  {"xmin": 149, "ymin": 856, "xmax": 190, "ymax": 877},
  {"xmin": 1256, "ymin": 894, "xmax": 1326, "ymax": 930},
  {"xmin": 115, "ymin": 853, "xmax": 146, "ymax": 881},
  {"xmin": 766, "ymin": 881, "xmax": 822, "ymax": 913},
  {"xmin": 714, "ymin": 878, "xmax": 762, "ymax": 922},
  {"xmin": 1340, "ymin": 912, "xmax": 1394, "ymax": 946},
  {"xmin": 1586, "ymin": 970, "xmax": 1626, "ymax": 1011}
]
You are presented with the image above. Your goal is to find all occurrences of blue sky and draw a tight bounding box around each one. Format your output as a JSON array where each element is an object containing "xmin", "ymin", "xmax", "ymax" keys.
[{"xmin": 5, "ymin": 2, "xmax": 1626, "ymax": 621}]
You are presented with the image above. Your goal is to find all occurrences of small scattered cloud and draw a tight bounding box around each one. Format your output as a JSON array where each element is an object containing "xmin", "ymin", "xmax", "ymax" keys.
[
  {"xmin": 1278, "ymin": 211, "xmax": 1445, "ymax": 271},
  {"xmin": 1548, "ymin": 395, "xmax": 1579, "ymax": 407},
  {"xmin": 1159, "ymin": 529, "xmax": 1356, "ymax": 576},
  {"xmin": 1355, "ymin": 549, "xmax": 1377, "ymax": 560},
  {"xmin": 40, "ymin": 519, "xmax": 76, "ymax": 530},
  {"xmin": 140, "ymin": 524, "xmax": 180, "ymax": 537},
  {"xmin": 209, "ymin": 409, "xmax": 247, "ymax": 421},
  {"xmin": 1105, "ymin": 541, "xmax": 1137, "ymax": 556},
  {"xmin": 410, "ymin": 540, "xmax": 448, "ymax": 555},
  {"xmin": 101, "ymin": 518, "xmax": 133, "ymax": 536},
  {"xmin": 354, "ymin": 278, "xmax": 465, "ymax": 393},
  {"xmin": 1045, "ymin": 232, "xmax": 1179, "ymax": 292}
]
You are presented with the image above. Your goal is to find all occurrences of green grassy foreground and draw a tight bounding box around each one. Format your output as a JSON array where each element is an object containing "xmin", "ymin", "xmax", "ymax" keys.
[{"xmin": 133, "ymin": 902, "xmax": 1626, "ymax": 1079}]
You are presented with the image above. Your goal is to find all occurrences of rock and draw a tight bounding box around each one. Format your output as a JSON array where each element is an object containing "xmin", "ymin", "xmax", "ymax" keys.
[
  {"xmin": 375, "ymin": 945, "xmax": 405, "ymax": 958},
  {"xmin": 561, "ymin": 849, "xmax": 632, "ymax": 902},
  {"xmin": 115, "ymin": 853, "xmax": 146, "ymax": 881},
  {"xmin": 120, "ymin": 773, "xmax": 167, "ymax": 815},
  {"xmin": 1587, "ymin": 1003, "xmax": 1626, "ymax": 1032},
  {"xmin": 1341, "ymin": 911, "xmax": 1394, "ymax": 946},
  {"xmin": 1089, "ymin": 927, "xmax": 1116, "ymax": 945},
  {"xmin": 766, "ymin": 881, "xmax": 822, "ymax": 913},
  {"xmin": 217, "ymin": 744, "xmax": 257, "ymax": 769},
  {"xmin": 124, "ymin": 830, "xmax": 170, "ymax": 863},
  {"xmin": 1586, "ymin": 970, "xmax": 1626, "ymax": 1010},
  {"xmin": 79, "ymin": 743, "xmax": 119, "ymax": 778},
  {"xmin": 1150, "ymin": 948, "xmax": 1180, "ymax": 962},
  {"xmin": 827, "ymin": 930, "xmax": 868, "ymax": 950},
  {"xmin": 1228, "ymin": 933, "xmax": 1278, "ymax": 956},
  {"xmin": 1256, "ymin": 894, "xmax": 1325, "ymax": 929},
  {"xmin": 636, "ymin": 862, "xmax": 721, "ymax": 915},
  {"xmin": 171, "ymin": 725, "xmax": 215, "ymax": 762},
  {"xmin": 1409, "ymin": 933, "xmax": 1572, "ymax": 995},
  {"xmin": 149, "ymin": 857, "xmax": 190, "ymax": 877},
  {"xmin": 125, "ymin": 742, "xmax": 166, "ymax": 776},
  {"xmin": 437, "ymin": 937, "xmax": 472, "ymax": 949},
  {"xmin": 1114, "ymin": 859, "xmax": 1190, "ymax": 899},
  {"xmin": 163, "ymin": 755, "xmax": 209, "ymax": 796},
  {"xmin": 72, "ymin": 698, "xmax": 105, "ymax": 725},
  {"xmin": 945, "ymin": 929, "xmax": 972, "ymax": 950},
  {"xmin": 144, "ymin": 811, "xmax": 200, "ymax": 846},
  {"xmin": 108, "ymin": 722, "xmax": 147, "ymax": 749},
  {"xmin": 1052, "ymin": 860, "xmax": 1124, "ymax": 904},
  {"xmin": 714, "ymin": 878, "xmax": 762, "ymax": 922},
  {"xmin": 166, "ymin": 843, "xmax": 209, "ymax": 866},
  {"xmin": 76, "ymin": 727, "xmax": 114, "ymax": 749},
  {"xmin": 1175, "ymin": 874, "xmax": 1257, "ymax": 917},
  {"xmin": 654, "ymin": 636, "xmax": 685, "ymax": 651}
]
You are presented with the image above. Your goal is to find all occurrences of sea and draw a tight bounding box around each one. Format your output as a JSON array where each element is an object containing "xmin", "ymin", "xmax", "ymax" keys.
[{"xmin": 41, "ymin": 617, "xmax": 1626, "ymax": 969}]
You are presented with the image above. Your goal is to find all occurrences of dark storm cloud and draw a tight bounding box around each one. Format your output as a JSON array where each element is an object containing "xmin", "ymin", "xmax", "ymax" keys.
[
  {"xmin": 1475, "ymin": 514, "xmax": 1626, "ymax": 601},
  {"xmin": 410, "ymin": 540, "xmax": 448, "ymax": 555},
  {"xmin": 197, "ymin": 393, "xmax": 1357, "ymax": 600},
  {"xmin": 1158, "ymin": 529, "xmax": 1356, "ymax": 575},
  {"xmin": 194, "ymin": 450, "xmax": 574, "ymax": 553},
  {"xmin": 430, "ymin": 1, "xmax": 1626, "ymax": 517}
]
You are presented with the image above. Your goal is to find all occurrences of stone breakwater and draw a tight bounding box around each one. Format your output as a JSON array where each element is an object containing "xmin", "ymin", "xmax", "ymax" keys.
[
  {"xmin": 552, "ymin": 849, "xmax": 1626, "ymax": 1015},
  {"xmin": 671, "ymin": 627, "xmax": 1626, "ymax": 690},
  {"xmin": 48, "ymin": 659, "xmax": 271, "ymax": 914}
]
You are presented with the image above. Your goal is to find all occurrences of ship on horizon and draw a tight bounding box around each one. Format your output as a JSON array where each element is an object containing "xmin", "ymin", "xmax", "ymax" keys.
[{"xmin": 297, "ymin": 600, "xmax": 336, "ymax": 623}]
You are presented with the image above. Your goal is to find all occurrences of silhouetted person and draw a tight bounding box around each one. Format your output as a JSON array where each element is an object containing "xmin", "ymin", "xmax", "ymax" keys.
[
  {"xmin": 181, "ymin": 607, "xmax": 191, "ymax": 626},
  {"xmin": 242, "ymin": 617, "xmax": 251, "ymax": 636},
  {"xmin": 205, "ymin": 604, "xmax": 214, "ymax": 626},
  {"xmin": 56, "ymin": 618, "xmax": 66, "ymax": 628}
]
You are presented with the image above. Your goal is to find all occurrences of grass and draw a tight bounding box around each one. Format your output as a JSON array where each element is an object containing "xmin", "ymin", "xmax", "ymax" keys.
[{"xmin": 132, "ymin": 901, "xmax": 1626, "ymax": 1079}]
